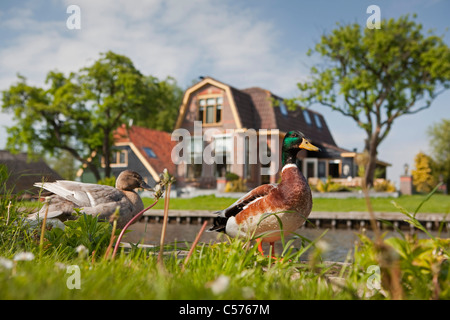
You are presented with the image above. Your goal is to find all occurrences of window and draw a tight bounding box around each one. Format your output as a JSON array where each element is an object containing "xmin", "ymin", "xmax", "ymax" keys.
[
  {"xmin": 314, "ymin": 114, "xmax": 322, "ymax": 129},
  {"xmin": 328, "ymin": 160, "xmax": 340, "ymax": 178},
  {"xmin": 198, "ymin": 96, "xmax": 223, "ymax": 124},
  {"xmin": 261, "ymin": 146, "xmax": 272, "ymax": 184},
  {"xmin": 198, "ymin": 99, "xmax": 205, "ymax": 124},
  {"xmin": 303, "ymin": 109, "xmax": 312, "ymax": 125},
  {"xmin": 318, "ymin": 161, "xmax": 326, "ymax": 178},
  {"xmin": 244, "ymin": 136, "xmax": 251, "ymax": 179},
  {"xmin": 110, "ymin": 150, "xmax": 128, "ymax": 167},
  {"xmin": 279, "ymin": 100, "xmax": 288, "ymax": 117},
  {"xmin": 305, "ymin": 159, "xmax": 317, "ymax": 179},
  {"xmin": 214, "ymin": 135, "xmax": 231, "ymax": 177},
  {"xmin": 306, "ymin": 162, "xmax": 315, "ymax": 179},
  {"xmin": 186, "ymin": 137, "xmax": 203, "ymax": 179},
  {"xmin": 143, "ymin": 147, "xmax": 157, "ymax": 158}
]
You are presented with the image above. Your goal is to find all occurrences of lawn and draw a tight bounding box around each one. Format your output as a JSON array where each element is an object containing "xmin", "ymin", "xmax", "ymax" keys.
[
  {"xmin": 144, "ymin": 194, "xmax": 450, "ymax": 213},
  {"xmin": 1, "ymin": 197, "xmax": 449, "ymax": 300},
  {"xmin": 2, "ymin": 178, "xmax": 449, "ymax": 301}
]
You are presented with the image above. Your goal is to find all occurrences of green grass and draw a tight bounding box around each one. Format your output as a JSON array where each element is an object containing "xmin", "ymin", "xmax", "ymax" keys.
[
  {"xmin": 1, "ymin": 207, "xmax": 448, "ymax": 300},
  {"xmin": 143, "ymin": 195, "xmax": 237, "ymax": 211},
  {"xmin": 0, "ymin": 240, "xmax": 352, "ymax": 300},
  {"xmin": 313, "ymin": 194, "xmax": 450, "ymax": 213},
  {"xmin": 144, "ymin": 194, "xmax": 450, "ymax": 213},
  {"xmin": 1, "ymin": 167, "xmax": 449, "ymax": 301}
]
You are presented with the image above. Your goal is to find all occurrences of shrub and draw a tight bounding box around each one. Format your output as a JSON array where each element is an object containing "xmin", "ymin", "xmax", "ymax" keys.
[
  {"xmin": 412, "ymin": 152, "xmax": 437, "ymax": 193},
  {"xmin": 373, "ymin": 179, "xmax": 396, "ymax": 192},
  {"xmin": 97, "ymin": 175, "xmax": 116, "ymax": 187},
  {"xmin": 224, "ymin": 178, "xmax": 247, "ymax": 192},
  {"xmin": 225, "ymin": 172, "xmax": 239, "ymax": 182},
  {"xmin": 316, "ymin": 177, "xmax": 350, "ymax": 193}
]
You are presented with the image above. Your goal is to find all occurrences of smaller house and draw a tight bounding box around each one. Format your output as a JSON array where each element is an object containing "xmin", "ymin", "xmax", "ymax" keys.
[
  {"xmin": 78, "ymin": 125, "xmax": 176, "ymax": 187},
  {"xmin": 0, "ymin": 150, "xmax": 62, "ymax": 197}
]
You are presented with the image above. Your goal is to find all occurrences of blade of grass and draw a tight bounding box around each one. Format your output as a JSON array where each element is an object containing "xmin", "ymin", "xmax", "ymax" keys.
[
  {"xmin": 6, "ymin": 201, "xmax": 11, "ymax": 225},
  {"xmin": 391, "ymin": 201, "xmax": 436, "ymax": 241},
  {"xmin": 104, "ymin": 206, "xmax": 120, "ymax": 260},
  {"xmin": 157, "ymin": 183, "xmax": 172, "ymax": 268},
  {"xmin": 39, "ymin": 197, "xmax": 50, "ymax": 259},
  {"xmin": 413, "ymin": 182, "xmax": 443, "ymax": 218},
  {"xmin": 112, "ymin": 199, "xmax": 159, "ymax": 259},
  {"xmin": 286, "ymin": 228, "xmax": 329, "ymax": 263},
  {"xmin": 182, "ymin": 220, "xmax": 208, "ymax": 272}
]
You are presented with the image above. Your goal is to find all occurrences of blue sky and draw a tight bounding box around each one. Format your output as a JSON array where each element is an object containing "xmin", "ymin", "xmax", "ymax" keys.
[{"xmin": 0, "ymin": 0, "xmax": 449, "ymax": 186}]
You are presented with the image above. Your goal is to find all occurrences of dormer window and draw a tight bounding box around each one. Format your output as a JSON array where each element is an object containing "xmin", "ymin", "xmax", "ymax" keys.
[
  {"xmin": 279, "ymin": 100, "xmax": 288, "ymax": 117},
  {"xmin": 314, "ymin": 114, "xmax": 322, "ymax": 129},
  {"xmin": 198, "ymin": 96, "xmax": 223, "ymax": 124},
  {"xmin": 143, "ymin": 147, "xmax": 157, "ymax": 158},
  {"xmin": 303, "ymin": 109, "xmax": 312, "ymax": 125}
]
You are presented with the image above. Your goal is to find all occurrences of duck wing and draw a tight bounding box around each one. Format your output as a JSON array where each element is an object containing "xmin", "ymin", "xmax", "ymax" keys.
[
  {"xmin": 209, "ymin": 183, "xmax": 277, "ymax": 232},
  {"xmin": 29, "ymin": 181, "xmax": 126, "ymax": 220},
  {"xmin": 34, "ymin": 180, "xmax": 124, "ymax": 207}
]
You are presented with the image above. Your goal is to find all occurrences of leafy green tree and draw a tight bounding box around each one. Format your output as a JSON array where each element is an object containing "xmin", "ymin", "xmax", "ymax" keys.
[
  {"xmin": 1, "ymin": 72, "xmax": 102, "ymax": 178},
  {"xmin": 1, "ymin": 51, "xmax": 182, "ymax": 180},
  {"xmin": 427, "ymin": 119, "xmax": 450, "ymax": 192},
  {"xmin": 134, "ymin": 75, "xmax": 183, "ymax": 132},
  {"xmin": 77, "ymin": 51, "xmax": 149, "ymax": 178},
  {"xmin": 292, "ymin": 15, "xmax": 450, "ymax": 187},
  {"xmin": 412, "ymin": 152, "xmax": 436, "ymax": 193}
]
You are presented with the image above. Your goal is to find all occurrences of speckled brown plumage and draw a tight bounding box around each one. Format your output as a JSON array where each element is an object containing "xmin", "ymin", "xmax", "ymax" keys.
[{"xmin": 209, "ymin": 130, "xmax": 319, "ymax": 247}]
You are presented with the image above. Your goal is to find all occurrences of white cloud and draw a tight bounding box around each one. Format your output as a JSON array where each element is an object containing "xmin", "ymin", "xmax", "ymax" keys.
[
  {"xmin": 0, "ymin": 0, "xmax": 304, "ymax": 92},
  {"xmin": 0, "ymin": 0, "xmax": 308, "ymax": 148}
]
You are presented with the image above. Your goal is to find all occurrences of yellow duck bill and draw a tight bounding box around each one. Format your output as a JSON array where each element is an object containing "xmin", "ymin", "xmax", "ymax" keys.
[{"xmin": 299, "ymin": 139, "xmax": 320, "ymax": 151}]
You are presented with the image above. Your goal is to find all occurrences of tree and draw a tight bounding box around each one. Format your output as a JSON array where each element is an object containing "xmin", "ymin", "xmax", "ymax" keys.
[
  {"xmin": 412, "ymin": 152, "xmax": 436, "ymax": 193},
  {"xmin": 1, "ymin": 51, "xmax": 182, "ymax": 180},
  {"xmin": 133, "ymin": 75, "xmax": 183, "ymax": 132},
  {"xmin": 293, "ymin": 15, "xmax": 450, "ymax": 187},
  {"xmin": 427, "ymin": 118, "xmax": 450, "ymax": 192},
  {"xmin": 77, "ymin": 51, "xmax": 149, "ymax": 178},
  {"xmin": 1, "ymin": 72, "xmax": 102, "ymax": 178}
]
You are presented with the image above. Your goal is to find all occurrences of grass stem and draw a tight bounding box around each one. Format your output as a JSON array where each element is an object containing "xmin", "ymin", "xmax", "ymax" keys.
[
  {"xmin": 157, "ymin": 183, "xmax": 172, "ymax": 268},
  {"xmin": 182, "ymin": 220, "xmax": 208, "ymax": 272},
  {"xmin": 104, "ymin": 207, "xmax": 119, "ymax": 260},
  {"xmin": 6, "ymin": 201, "xmax": 11, "ymax": 225},
  {"xmin": 39, "ymin": 197, "xmax": 50, "ymax": 259},
  {"xmin": 111, "ymin": 199, "xmax": 159, "ymax": 260}
]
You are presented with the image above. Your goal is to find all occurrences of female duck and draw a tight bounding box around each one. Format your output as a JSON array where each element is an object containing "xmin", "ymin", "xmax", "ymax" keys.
[
  {"xmin": 29, "ymin": 170, "xmax": 153, "ymax": 228},
  {"xmin": 209, "ymin": 131, "xmax": 319, "ymax": 256}
]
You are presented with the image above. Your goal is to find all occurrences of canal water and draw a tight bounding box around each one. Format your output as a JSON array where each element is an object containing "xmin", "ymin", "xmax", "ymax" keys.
[{"xmin": 124, "ymin": 222, "xmax": 448, "ymax": 262}]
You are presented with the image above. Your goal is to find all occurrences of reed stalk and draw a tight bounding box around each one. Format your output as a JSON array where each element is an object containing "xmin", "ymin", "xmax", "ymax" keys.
[
  {"xmin": 104, "ymin": 207, "xmax": 120, "ymax": 260},
  {"xmin": 111, "ymin": 200, "xmax": 159, "ymax": 260},
  {"xmin": 181, "ymin": 220, "xmax": 208, "ymax": 272},
  {"xmin": 38, "ymin": 197, "xmax": 50, "ymax": 259},
  {"xmin": 157, "ymin": 183, "xmax": 172, "ymax": 268}
]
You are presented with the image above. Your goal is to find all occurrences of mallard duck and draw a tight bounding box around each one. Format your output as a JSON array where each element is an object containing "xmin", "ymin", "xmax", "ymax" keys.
[
  {"xmin": 28, "ymin": 170, "xmax": 153, "ymax": 228},
  {"xmin": 209, "ymin": 131, "xmax": 320, "ymax": 256}
]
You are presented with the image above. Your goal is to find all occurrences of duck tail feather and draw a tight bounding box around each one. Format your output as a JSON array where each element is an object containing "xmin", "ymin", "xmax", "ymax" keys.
[{"xmin": 208, "ymin": 213, "xmax": 228, "ymax": 233}]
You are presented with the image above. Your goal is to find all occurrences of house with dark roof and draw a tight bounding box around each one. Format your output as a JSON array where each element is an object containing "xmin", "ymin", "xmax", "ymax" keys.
[
  {"xmin": 78, "ymin": 125, "xmax": 176, "ymax": 187},
  {"xmin": 0, "ymin": 150, "xmax": 62, "ymax": 196},
  {"xmin": 174, "ymin": 77, "xmax": 390, "ymax": 190}
]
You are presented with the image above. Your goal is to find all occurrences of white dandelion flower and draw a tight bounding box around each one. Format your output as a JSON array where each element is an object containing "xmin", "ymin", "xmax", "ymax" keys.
[
  {"xmin": 0, "ymin": 257, "xmax": 13, "ymax": 269},
  {"xmin": 13, "ymin": 252, "xmax": 35, "ymax": 261},
  {"xmin": 207, "ymin": 275, "xmax": 230, "ymax": 295},
  {"xmin": 75, "ymin": 245, "xmax": 88, "ymax": 257}
]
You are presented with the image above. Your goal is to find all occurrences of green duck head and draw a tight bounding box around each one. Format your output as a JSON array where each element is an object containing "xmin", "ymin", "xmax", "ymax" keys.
[{"xmin": 282, "ymin": 130, "xmax": 320, "ymax": 166}]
